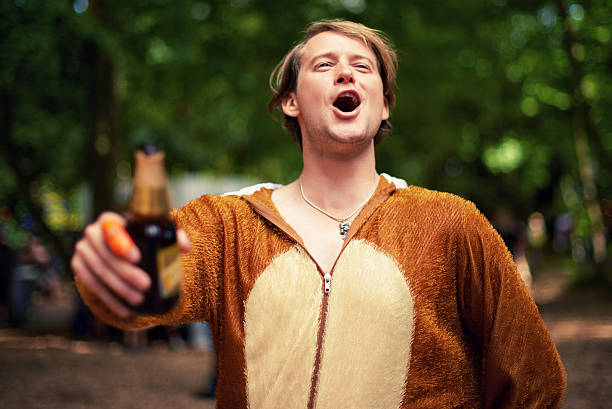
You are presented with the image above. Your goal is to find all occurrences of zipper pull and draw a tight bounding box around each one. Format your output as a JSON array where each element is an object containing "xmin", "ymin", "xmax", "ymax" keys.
[{"xmin": 324, "ymin": 273, "xmax": 331, "ymax": 294}]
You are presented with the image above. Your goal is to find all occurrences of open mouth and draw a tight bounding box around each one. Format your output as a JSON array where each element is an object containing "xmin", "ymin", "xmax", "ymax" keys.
[{"xmin": 333, "ymin": 91, "xmax": 361, "ymax": 112}]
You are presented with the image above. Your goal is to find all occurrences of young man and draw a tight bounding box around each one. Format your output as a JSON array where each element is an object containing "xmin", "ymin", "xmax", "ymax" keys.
[{"xmin": 71, "ymin": 20, "xmax": 566, "ymax": 409}]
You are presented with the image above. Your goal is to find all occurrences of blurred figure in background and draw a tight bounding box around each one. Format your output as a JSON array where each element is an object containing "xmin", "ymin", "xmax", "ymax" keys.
[
  {"xmin": 492, "ymin": 207, "xmax": 533, "ymax": 293},
  {"xmin": 188, "ymin": 322, "xmax": 217, "ymax": 398},
  {"xmin": 7, "ymin": 234, "xmax": 59, "ymax": 327},
  {"xmin": 0, "ymin": 232, "xmax": 17, "ymax": 326},
  {"xmin": 552, "ymin": 213, "xmax": 573, "ymax": 254}
]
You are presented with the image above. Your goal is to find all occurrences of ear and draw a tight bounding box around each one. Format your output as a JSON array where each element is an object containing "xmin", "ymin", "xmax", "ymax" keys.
[
  {"xmin": 281, "ymin": 92, "xmax": 300, "ymax": 118},
  {"xmin": 381, "ymin": 96, "xmax": 389, "ymax": 121}
]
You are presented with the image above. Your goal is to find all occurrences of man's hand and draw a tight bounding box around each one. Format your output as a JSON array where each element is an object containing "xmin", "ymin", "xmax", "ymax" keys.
[{"xmin": 71, "ymin": 212, "xmax": 192, "ymax": 318}]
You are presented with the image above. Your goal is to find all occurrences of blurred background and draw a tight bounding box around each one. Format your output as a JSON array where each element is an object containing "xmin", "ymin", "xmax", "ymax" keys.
[{"xmin": 0, "ymin": 0, "xmax": 611, "ymax": 408}]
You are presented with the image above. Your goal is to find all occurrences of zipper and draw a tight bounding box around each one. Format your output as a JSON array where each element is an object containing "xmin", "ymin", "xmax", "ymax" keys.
[
  {"xmin": 308, "ymin": 260, "xmax": 344, "ymax": 409},
  {"xmin": 243, "ymin": 199, "xmax": 355, "ymax": 408},
  {"xmin": 307, "ymin": 270, "xmax": 331, "ymax": 409}
]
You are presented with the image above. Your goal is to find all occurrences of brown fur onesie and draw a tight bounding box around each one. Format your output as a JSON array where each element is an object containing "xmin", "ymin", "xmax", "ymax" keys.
[{"xmin": 76, "ymin": 174, "xmax": 566, "ymax": 408}]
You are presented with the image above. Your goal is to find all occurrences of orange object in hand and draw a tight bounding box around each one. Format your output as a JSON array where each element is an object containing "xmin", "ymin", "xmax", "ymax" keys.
[{"xmin": 102, "ymin": 220, "xmax": 137, "ymax": 259}]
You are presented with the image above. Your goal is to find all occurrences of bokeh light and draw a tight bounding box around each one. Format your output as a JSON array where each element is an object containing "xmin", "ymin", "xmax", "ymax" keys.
[
  {"xmin": 116, "ymin": 160, "xmax": 132, "ymax": 182},
  {"xmin": 521, "ymin": 96, "xmax": 540, "ymax": 117},
  {"xmin": 537, "ymin": 7, "xmax": 557, "ymax": 28},
  {"xmin": 21, "ymin": 213, "xmax": 34, "ymax": 230},
  {"xmin": 1, "ymin": 206, "xmax": 12, "ymax": 221},
  {"xmin": 527, "ymin": 212, "xmax": 548, "ymax": 248},
  {"xmin": 595, "ymin": 27, "xmax": 610, "ymax": 44},
  {"xmin": 73, "ymin": 0, "xmax": 88, "ymax": 14},
  {"xmin": 230, "ymin": 0, "xmax": 248, "ymax": 9},
  {"xmin": 483, "ymin": 136, "xmax": 525, "ymax": 174},
  {"xmin": 569, "ymin": 4, "xmax": 584, "ymax": 21},
  {"xmin": 341, "ymin": 0, "xmax": 366, "ymax": 14},
  {"xmin": 191, "ymin": 2, "xmax": 211, "ymax": 20}
]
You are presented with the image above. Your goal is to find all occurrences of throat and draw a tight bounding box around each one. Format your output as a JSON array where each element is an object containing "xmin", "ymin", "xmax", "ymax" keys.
[
  {"xmin": 298, "ymin": 179, "xmax": 372, "ymax": 240},
  {"xmin": 299, "ymin": 218, "xmax": 346, "ymax": 274}
]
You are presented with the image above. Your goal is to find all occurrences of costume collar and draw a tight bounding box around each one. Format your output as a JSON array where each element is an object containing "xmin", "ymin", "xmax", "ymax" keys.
[{"xmin": 238, "ymin": 174, "xmax": 407, "ymax": 246}]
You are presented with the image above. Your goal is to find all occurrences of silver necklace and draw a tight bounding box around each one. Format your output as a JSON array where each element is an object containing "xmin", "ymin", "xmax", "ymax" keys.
[{"xmin": 298, "ymin": 179, "xmax": 373, "ymax": 240}]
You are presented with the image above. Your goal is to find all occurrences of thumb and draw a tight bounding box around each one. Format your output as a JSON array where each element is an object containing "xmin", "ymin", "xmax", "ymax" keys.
[{"xmin": 177, "ymin": 228, "xmax": 192, "ymax": 253}]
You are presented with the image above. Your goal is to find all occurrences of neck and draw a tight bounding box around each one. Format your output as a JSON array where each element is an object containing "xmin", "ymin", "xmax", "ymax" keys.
[{"xmin": 299, "ymin": 142, "xmax": 379, "ymax": 213}]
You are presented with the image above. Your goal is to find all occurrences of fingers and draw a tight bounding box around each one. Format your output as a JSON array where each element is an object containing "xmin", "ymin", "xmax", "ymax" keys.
[
  {"xmin": 75, "ymin": 238, "xmax": 147, "ymax": 307},
  {"xmin": 71, "ymin": 212, "xmax": 151, "ymax": 316},
  {"xmin": 177, "ymin": 229, "xmax": 192, "ymax": 253},
  {"xmin": 71, "ymin": 253, "xmax": 131, "ymax": 318},
  {"xmin": 84, "ymin": 219, "xmax": 151, "ymax": 292}
]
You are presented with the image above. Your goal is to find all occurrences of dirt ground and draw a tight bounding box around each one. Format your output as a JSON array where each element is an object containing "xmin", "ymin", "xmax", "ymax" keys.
[{"xmin": 1, "ymin": 269, "xmax": 611, "ymax": 409}]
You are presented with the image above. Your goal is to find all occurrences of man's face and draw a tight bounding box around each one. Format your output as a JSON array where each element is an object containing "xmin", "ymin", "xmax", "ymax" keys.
[{"xmin": 282, "ymin": 31, "xmax": 389, "ymax": 153}]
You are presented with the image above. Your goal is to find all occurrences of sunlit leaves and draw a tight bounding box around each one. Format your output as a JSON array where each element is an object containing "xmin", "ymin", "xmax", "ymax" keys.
[
  {"xmin": 523, "ymin": 82, "xmax": 571, "ymax": 110},
  {"xmin": 1, "ymin": 0, "xmax": 611, "ymax": 267},
  {"xmin": 483, "ymin": 136, "xmax": 525, "ymax": 174}
]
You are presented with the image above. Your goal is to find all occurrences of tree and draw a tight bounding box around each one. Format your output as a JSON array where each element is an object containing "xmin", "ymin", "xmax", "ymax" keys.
[{"xmin": 1, "ymin": 0, "xmax": 609, "ymax": 283}]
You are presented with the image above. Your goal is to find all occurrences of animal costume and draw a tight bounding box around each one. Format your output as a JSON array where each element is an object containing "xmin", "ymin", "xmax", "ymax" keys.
[{"xmin": 76, "ymin": 174, "xmax": 566, "ymax": 409}]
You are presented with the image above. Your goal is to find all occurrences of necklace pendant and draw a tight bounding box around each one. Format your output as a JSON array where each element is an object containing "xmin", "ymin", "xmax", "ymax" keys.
[{"xmin": 339, "ymin": 221, "xmax": 350, "ymax": 240}]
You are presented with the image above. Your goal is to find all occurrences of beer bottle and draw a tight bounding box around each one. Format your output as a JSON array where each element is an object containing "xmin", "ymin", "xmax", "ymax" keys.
[{"xmin": 126, "ymin": 143, "xmax": 181, "ymax": 314}]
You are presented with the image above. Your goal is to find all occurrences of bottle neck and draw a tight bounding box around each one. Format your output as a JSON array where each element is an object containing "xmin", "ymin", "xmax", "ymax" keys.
[
  {"xmin": 129, "ymin": 185, "xmax": 172, "ymax": 219},
  {"xmin": 129, "ymin": 148, "xmax": 172, "ymax": 219}
]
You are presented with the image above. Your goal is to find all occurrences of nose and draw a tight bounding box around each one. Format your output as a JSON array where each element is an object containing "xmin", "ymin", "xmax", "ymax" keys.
[{"xmin": 335, "ymin": 63, "xmax": 354, "ymax": 84}]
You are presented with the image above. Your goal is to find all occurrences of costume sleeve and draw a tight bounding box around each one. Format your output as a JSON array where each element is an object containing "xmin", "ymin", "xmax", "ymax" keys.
[
  {"xmin": 74, "ymin": 195, "xmax": 224, "ymax": 330},
  {"xmin": 455, "ymin": 200, "xmax": 566, "ymax": 408}
]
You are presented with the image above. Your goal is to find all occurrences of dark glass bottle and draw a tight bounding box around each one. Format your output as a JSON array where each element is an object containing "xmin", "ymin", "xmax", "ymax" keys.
[{"xmin": 126, "ymin": 144, "xmax": 181, "ymax": 315}]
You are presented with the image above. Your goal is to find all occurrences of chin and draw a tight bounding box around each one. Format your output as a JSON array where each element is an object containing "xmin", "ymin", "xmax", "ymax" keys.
[
  {"xmin": 329, "ymin": 130, "xmax": 374, "ymax": 146},
  {"xmin": 321, "ymin": 136, "xmax": 374, "ymax": 160}
]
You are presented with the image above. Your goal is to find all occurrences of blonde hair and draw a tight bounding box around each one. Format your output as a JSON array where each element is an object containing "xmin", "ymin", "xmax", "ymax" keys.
[{"xmin": 268, "ymin": 19, "xmax": 398, "ymax": 147}]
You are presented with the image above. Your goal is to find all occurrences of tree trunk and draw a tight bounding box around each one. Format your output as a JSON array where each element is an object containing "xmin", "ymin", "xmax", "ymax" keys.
[
  {"xmin": 85, "ymin": 39, "xmax": 119, "ymax": 219},
  {"xmin": 555, "ymin": 0, "xmax": 607, "ymax": 274}
]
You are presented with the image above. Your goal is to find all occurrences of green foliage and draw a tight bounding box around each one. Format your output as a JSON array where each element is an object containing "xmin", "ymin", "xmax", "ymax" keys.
[{"xmin": 1, "ymin": 0, "xmax": 610, "ymax": 276}]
